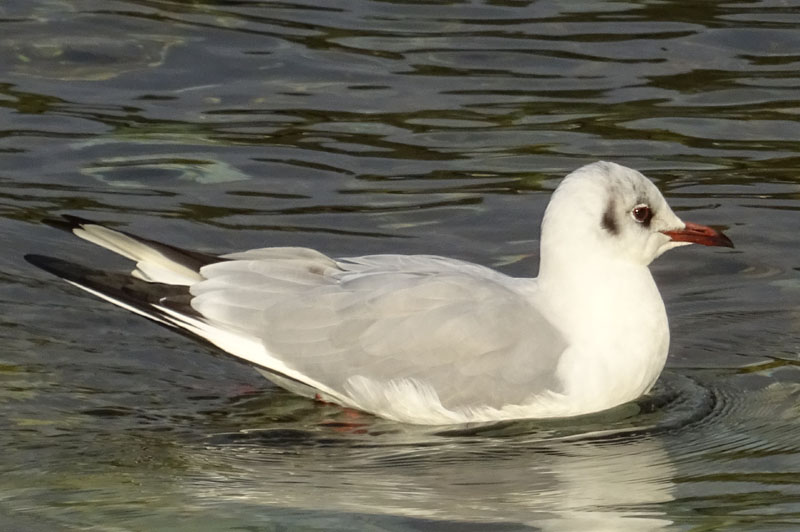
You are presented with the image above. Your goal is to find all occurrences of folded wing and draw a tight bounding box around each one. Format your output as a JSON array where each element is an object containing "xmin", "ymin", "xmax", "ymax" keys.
[
  {"xmin": 27, "ymin": 218, "xmax": 568, "ymax": 423},
  {"xmin": 193, "ymin": 252, "xmax": 568, "ymax": 414}
]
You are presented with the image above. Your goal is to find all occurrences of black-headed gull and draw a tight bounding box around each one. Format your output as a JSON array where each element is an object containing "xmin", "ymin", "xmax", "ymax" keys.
[{"xmin": 26, "ymin": 162, "xmax": 733, "ymax": 425}]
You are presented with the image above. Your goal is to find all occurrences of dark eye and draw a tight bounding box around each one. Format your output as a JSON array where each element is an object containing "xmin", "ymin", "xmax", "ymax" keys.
[{"xmin": 632, "ymin": 205, "xmax": 652, "ymax": 224}]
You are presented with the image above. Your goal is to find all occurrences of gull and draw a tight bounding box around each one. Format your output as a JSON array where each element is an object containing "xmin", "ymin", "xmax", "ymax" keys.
[{"xmin": 25, "ymin": 162, "xmax": 733, "ymax": 425}]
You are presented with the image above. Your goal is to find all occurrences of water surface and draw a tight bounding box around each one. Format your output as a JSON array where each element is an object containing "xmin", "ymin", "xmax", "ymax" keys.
[{"xmin": 2, "ymin": 0, "xmax": 800, "ymax": 530}]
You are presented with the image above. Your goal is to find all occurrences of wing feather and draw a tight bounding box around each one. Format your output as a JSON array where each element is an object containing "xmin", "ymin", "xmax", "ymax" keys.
[
  {"xmin": 29, "ymin": 218, "xmax": 569, "ymax": 422},
  {"xmin": 191, "ymin": 252, "xmax": 568, "ymax": 412}
]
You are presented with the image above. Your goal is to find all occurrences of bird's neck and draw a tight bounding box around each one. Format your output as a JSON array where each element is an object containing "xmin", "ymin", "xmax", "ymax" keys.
[
  {"xmin": 538, "ymin": 252, "xmax": 657, "ymax": 329},
  {"xmin": 536, "ymin": 254, "xmax": 670, "ymax": 411}
]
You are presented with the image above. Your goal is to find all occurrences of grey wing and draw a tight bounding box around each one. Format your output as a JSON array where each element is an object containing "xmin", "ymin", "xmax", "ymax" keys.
[{"xmin": 192, "ymin": 249, "xmax": 568, "ymax": 412}]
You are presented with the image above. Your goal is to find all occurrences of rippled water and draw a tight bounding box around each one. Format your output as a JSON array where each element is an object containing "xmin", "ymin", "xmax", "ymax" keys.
[{"xmin": 2, "ymin": 0, "xmax": 800, "ymax": 530}]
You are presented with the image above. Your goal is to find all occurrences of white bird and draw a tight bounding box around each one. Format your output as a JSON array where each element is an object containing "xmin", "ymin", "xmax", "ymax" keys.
[{"xmin": 26, "ymin": 161, "xmax": 733, "ymax": 425}]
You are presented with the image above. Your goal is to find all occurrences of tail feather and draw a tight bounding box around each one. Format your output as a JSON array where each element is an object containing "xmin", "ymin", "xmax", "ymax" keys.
[
  {"xmin": 24, "ymin": 253, "xmax": 319, "ymax": 392},
  {"xmin": 43, "ymin": 215, "xmax": 222, "ymax": 285},
  {"xmin": 26, "ymin": 218, "xmax": 350, "ymax": 405}
]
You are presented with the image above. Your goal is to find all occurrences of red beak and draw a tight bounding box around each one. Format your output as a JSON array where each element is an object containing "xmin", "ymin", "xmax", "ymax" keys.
[{"xmin": 662, "ymin": 222, "xmax": 734, "ymax": 248}]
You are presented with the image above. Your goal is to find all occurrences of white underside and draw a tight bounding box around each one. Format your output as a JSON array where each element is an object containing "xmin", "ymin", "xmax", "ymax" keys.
[{"xmin": 262, "ymin": 368, "xmax": 591, "ymax": 424}]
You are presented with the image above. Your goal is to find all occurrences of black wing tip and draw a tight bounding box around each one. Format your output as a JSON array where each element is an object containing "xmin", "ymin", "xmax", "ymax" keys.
[
  {"xmin": 36, "ymin": 214, "xmax": 223, "ymax": 272},
  {"xmin": 41, "ymin": 214, "xmax": 103, "ymax": 232},
  {"xmin": 24, "ymin": 253, "xmax": 61, "ymax": 271},
  {"xmin": 24, "ymin": 254, "xmax": 88, "ymax": 281}
]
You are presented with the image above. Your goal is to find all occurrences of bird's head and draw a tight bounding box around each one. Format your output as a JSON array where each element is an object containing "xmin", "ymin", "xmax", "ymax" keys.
[{"xmin": 540, "ymin": 161, "xmax": 733, "ymax": 270}]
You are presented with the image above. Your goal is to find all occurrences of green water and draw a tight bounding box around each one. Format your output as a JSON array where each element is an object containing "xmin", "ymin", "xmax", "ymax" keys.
[{"xmin": 1, "ymin": 0, "xmax": 800, "ymax": 530}]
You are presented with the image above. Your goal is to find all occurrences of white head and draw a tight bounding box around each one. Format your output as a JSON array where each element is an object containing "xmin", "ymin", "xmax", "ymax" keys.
[{"xmin": 539, "ymin": 161, "xmax": 732, "ymax": 276}]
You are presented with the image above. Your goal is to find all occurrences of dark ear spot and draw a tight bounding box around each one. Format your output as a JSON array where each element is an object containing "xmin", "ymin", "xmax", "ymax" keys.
[{"xmin": 601, "ymin": 199, "xmax": 619, "ymax": 235}]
